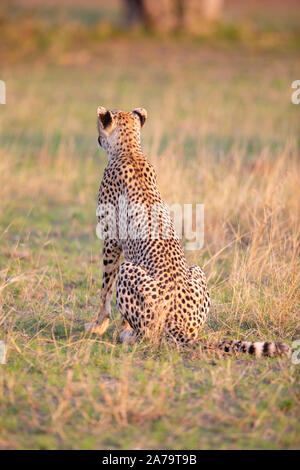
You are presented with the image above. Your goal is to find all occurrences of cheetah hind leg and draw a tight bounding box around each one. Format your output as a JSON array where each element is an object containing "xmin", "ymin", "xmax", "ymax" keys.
[
  {"xmin": 119, "ymin": 329, "xmax": 137, "ymax": 344},
  {"xmin": 117, "ymin": 318, "xmax": 136, "ymax": 344}
]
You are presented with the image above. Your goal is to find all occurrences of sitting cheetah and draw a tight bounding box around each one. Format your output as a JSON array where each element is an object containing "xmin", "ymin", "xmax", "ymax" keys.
[{"xmin": 85, "ymin": 106, "xmax": 290, "ymax": 358}]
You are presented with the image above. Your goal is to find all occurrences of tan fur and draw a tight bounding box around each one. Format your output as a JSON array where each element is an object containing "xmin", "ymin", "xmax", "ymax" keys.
[{"xmin": 85, "ymin": 107, "xmax": 291, "ymax": 359}]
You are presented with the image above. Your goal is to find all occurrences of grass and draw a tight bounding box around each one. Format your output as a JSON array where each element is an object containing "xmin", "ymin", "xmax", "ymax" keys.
[
  {"xmin": 1, "ymin": 0, "xmax": 300, "ymax": 65},
  {"xmin": 0, "ymin": 21, "xmax": 300, "ymax": 449}
]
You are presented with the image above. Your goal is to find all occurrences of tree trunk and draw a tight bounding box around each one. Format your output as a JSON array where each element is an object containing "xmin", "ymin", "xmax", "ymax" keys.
[{"xmin": 123, "ymin": 0, "xmax": 224, "ymax": 32}]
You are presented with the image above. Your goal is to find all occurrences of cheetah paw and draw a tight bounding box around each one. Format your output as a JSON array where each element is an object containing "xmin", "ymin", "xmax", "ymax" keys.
[
  {"xmin": 84, "ymin": 318, "xmax": 110, "ymax": 335},
  {"xmin": 119, "ymin": 329, "xmax": 137, "ymax": 344}
]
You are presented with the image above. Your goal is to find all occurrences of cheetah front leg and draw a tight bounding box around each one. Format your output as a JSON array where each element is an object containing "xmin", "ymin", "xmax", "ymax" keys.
[{"xmin": 85, "ymin": 240, "xmax": 122, "ymax": 335}]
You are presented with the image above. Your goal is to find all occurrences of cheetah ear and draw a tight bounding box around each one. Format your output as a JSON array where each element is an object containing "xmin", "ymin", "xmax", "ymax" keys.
[
  {"xmin": 97, "ymin": 106, "xmax": 113, "ymax": 129},
  {"xmin": 132, "ymin": 107, "xmax": 147, "ymax": 127}
]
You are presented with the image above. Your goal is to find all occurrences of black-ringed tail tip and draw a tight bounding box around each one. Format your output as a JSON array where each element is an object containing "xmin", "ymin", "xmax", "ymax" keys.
[{"xmin": 217, "ymin": 340, "xmax": 291, "ymax": 358}]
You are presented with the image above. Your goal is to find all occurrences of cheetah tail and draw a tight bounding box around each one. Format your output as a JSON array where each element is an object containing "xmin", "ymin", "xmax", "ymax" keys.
[{"xmin": 208, "ymin": 339, "xmax": 291, "ymax": 358}]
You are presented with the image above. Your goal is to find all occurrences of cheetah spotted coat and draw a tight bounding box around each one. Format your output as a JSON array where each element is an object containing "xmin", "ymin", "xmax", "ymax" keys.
[{"xmin": 85, "ymin": 106, "xmax": 290, "ymax": 359}]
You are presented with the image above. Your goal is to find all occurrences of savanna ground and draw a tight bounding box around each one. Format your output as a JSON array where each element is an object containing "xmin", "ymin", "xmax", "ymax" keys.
[{"xmin": 0, "ymin": 0, "xmax": 300, "ymax": 450}]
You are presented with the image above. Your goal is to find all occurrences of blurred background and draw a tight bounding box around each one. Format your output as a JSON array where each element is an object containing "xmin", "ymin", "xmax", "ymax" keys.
[
  {"xmin": 1, "ymin": 0, "xmax": 299, "ymax": 172},
  {"xmin": 1, "ymin": 0, "xmax": 300, "ymax": 61}
]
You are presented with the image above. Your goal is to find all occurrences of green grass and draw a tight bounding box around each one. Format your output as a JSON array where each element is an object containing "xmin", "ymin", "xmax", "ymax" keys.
[
  {"xmin": 0, "ymin": 34, "xmax": 300, "ymax": 449},
  {"xmin": 2, "ymin": 0, "xmax": 300, "ymax": 66}
]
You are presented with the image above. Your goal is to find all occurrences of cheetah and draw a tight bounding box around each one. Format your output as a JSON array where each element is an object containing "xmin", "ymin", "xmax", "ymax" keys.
[{"xmin": 85, "ymin": 106, "xmax": 291, "ymax": 358}]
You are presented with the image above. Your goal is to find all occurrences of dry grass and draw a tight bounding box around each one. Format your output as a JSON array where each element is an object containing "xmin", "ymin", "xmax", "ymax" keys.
[{"xmin": 0, "ymin": 36, "xmax": 300, "ymax": 449}]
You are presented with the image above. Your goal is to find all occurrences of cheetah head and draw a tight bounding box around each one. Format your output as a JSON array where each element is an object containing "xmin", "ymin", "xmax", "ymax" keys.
[{"xmin": 96, "ymin": 106, "xmax": 147, "ymax": 154}]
